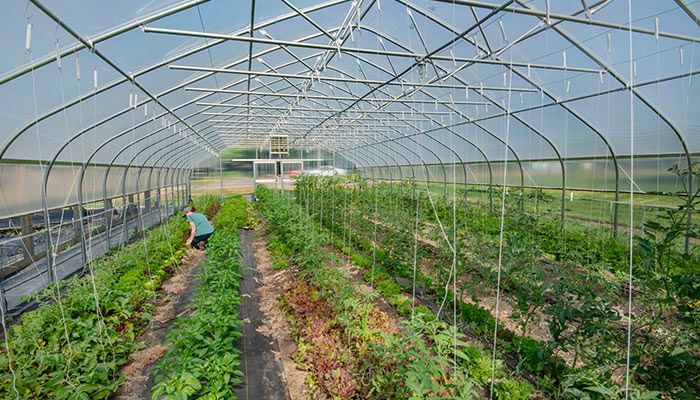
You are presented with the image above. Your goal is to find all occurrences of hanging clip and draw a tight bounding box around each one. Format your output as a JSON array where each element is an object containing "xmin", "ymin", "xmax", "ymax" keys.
[
  {"xmin": 654, "ymin": 17, "xmax": 659, "ymax": 41},
  {"xmin": 335, "ymin": 38, "xmax": 342, "ymax": 58},
  {"xmin": 498, "ymin": 20, "xmax": 508, "ymax": 44},
  {"xmin": 55, "ymin": 41, "xmax": 62, "ymax": 70},
  {"xmin": 562, "ymin": 51, "xmax": 567, "ymax": 70},
  {"xmin": 25, "ymin": 20, "xmax": 32, "ymax": 53}
]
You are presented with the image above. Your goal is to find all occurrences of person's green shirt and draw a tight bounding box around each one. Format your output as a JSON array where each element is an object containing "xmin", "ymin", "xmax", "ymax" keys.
[{"xmin": 187, "ymin": 212, "xmax": 214, "ymax": 236}]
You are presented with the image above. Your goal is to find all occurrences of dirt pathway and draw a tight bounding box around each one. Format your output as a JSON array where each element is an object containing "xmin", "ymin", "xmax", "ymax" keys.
[
  {"xmin": 253, "ymin": 228, "xmax": 310, "ymax": 400},
  {"xmin": 111, "ymin": 249, "xmax": 204, "ymax": 400},
  {"xmin": 235, "ymin": 228, "xmax": 297, "ymax": 400}
]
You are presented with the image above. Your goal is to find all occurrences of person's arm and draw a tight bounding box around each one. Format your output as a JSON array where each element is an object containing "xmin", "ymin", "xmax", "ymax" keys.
[{"xmin": 186, "ymin": 221, "xmax": 196, "ymax": 247}]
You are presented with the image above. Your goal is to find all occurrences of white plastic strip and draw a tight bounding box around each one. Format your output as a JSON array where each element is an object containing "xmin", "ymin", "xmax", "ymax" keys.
[
  {"xmin": 25, "ymin": 22, "xmax": 32, "ymax": 52},
  {"xmin": 498, "ymin": 20, "xmax": 508, "ymax": 43},
  {"xmin": 654, "ymin": 17, "xmax": 659, "ymax": 40},
  {"xmin": 680, "ymin": 47, "xmax": 684, "ymax": 66},
  {"xmin": 563, "ymin": 51, "xmax": 567, "ymax": 69}
]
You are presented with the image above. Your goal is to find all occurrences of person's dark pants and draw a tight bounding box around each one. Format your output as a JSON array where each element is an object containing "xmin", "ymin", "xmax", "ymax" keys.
[{"xmin": 193, "ymin": 232, "xmax": 213, "ymax": 249}]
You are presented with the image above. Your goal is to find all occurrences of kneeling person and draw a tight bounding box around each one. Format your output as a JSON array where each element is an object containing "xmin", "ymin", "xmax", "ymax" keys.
[{"xmin": 183, "ymin": 206, "xmax": 215, "ymax": 250}]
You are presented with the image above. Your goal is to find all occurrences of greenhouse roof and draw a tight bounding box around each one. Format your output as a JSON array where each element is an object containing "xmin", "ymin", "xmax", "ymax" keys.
[{"xmin": 0, "ymin": 0, "xmax": 698, "ymax": 203}]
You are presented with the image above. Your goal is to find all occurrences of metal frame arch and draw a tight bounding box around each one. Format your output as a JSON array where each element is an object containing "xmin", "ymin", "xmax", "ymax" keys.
[
  {"xmin": 29, "ymin": 0, "xmax": 218, "ymax": 151},
  {"xmin": 517, "ymin": 0, "xmax": 693, "ymax": 239},
  {"xmin": 315, "ymin": 65, "xmax": 458, "ymax": 191},
  {"xmin": 359, "ymin": 142, "xmax": 404, "ymax": 181},
  {"xmin": 339, "ymin": 53, "xmax": 482, "ymax": 190},
  {"xmin": 404, "ymin": 0, "xmax": 623, "ymax": 230},
  {"xmin": 340, "ymin": 51, "xmax": 512, "ymax": 205},
  {"xmin": 0, "ymin": 0, "xmax": 351, "ymax": 166},
  {"xmin": 355, "ymin": 24, "xmax": 550, "ymax": 214},
  {"xmin": 358, "ymin": 145, "xmax": 395, "ymax": 182},
  {"xmin": 372, "ymin": 140, "xmax": 418, "ymax": 181},
  {"xmin": 78, "ymin": 118, "xmax": 220, "ymax": 224}
]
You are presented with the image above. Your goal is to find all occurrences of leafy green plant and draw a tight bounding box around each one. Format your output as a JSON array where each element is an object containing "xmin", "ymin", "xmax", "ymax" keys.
[
  {"xmin": 150, "ymin": 198, "xmax": 247, "ymax": 399},
  {"xmin": 0, "ymin": 215, "xmax": 189, "ymax": 399},
  {"xmin": 257, "ymin": 185, "xmax": 530, "ymax": 399}
]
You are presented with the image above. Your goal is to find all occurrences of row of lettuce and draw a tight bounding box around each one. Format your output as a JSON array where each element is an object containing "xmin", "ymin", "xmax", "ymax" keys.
[
  {"xmin": 256, "ymin": 185, "xmax": 534, "ymax": 399},
  {"xmin": 0, "ymin": 196, "xmax": 248, "ymax": 399},
  {"xmin": 292, "ymin": 174, "xmax": 698, "ymax": 399}
]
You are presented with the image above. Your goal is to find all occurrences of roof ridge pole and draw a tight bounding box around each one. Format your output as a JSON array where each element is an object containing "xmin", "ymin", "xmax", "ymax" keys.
[
  {"xmin": 264, "ymin": 0, "xmax": 372, "ymax": 141},
  {"xmin": 339, "ymin": 35, "xmax": 524, "ymax": 213},
  {"xmin": 294, "ymin": 0, "xmax": 516, "ymax": 144},
  {"xmin": 245, "ymin": 0, "xmax": 256, "ymax": 142}
]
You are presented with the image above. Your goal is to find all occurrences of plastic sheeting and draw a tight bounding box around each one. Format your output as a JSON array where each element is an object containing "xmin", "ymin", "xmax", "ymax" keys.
[{"xmin": 0, "ymin": 0, "xmax": 697, "ymax": 207}]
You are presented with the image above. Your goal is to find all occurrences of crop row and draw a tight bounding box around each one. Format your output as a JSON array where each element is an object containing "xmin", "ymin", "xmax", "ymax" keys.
[
  {"xmin": 294, "ymin": 174, "xmax": 698, "ymax": 399},
  {"xmin": 256, "ymin": 185, "xmax": 533, "ymax": 399},
  {"xmin": 150, "ymin": 196, "xmax": 248, "ymax": 399},
  {"xmin": 0, "ymin": 207, "xmax": 194, "ymax": 398}
]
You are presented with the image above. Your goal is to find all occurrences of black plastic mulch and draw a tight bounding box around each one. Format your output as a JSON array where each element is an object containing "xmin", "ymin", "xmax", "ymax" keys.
[{"xmin": 235, "ymin": 228, "xmax": 290, "ymax": 400}]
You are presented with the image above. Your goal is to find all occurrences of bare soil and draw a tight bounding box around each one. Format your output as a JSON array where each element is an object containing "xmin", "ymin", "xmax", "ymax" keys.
[
  {"xmin": 254, "ymin": 228, "xmax": 310, "ymax": 400},
  {"xmin": 111, "ymin": 249, "xmax": 204, "ymax": 400}
]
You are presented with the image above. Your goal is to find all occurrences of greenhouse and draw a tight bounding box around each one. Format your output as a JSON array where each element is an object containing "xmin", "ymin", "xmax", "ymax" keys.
[{"xmin": 0, "ymin": 0, "xmax": 698, "ymax": 398}]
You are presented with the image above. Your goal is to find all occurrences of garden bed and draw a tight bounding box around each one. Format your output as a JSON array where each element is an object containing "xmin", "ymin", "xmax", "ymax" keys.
[{"xmin": 112, "ymin": 249, "xmax": 204, "ymax": 399}]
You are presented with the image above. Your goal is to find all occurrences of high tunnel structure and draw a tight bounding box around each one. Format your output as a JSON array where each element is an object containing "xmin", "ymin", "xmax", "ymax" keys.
[
  {"xmin": 0, "ymin": 0, "xmax": 698, "ymax": 315},
  {"xmin": 0, "ymin": 1, "xmax": 698, "ymax": 399}
]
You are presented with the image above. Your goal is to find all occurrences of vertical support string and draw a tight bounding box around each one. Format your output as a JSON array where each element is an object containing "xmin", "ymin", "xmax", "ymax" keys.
[
  {"xmin": 489, "ymin": 18, "xmax": 515, "ymax": 398},
  {"xmin": 624, "ymin": 0, "xmax": 635, "ymax": 397}
]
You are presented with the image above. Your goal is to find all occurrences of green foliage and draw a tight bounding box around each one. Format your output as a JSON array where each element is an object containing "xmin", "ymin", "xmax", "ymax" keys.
[
  {"xmin": 0, "ymin": 217, "xmax": 189, "ymax": 399},
  {"xmin": 291, "ymin": 174, "xmax": 698, "ymax": 398},
  {"xmin": 215, "ymin": 195, "xmax": 248, "ymax": 229},
  {"xmin": 257, "ymin": 185, "xmax": 532, "ymax": 399},
  {"xmin": 150, "ymin": 198, "xmax": 247, "ymax": 399}
]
